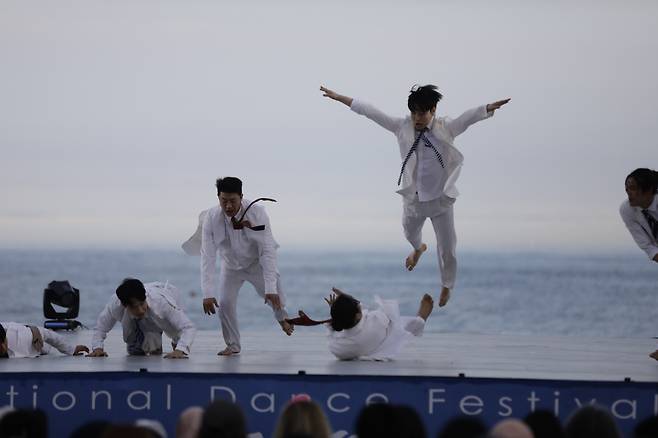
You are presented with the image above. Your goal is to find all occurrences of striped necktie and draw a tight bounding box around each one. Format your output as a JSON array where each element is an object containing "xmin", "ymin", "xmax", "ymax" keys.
[
  {"xmin": 642, "ymin": 210, "xmax": 658, "ymax": 239},
  {"xmin": 397, "ymin": 128, "xmax": 445, "ymax": 186},
  {"xmin": 128, "ymin": 319, "xmax": 145, "ymax": 355}
]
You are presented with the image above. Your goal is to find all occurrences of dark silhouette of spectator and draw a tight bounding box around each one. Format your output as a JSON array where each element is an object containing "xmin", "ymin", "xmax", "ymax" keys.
[
  {"xmin": 524, "ymin": 410, "xmax": 565, "ymax": 438},
  {"xmin": 70, "ymin": 420, "xmax": 111, "ymax": 438},
  {"xmin": 565, "ymin": 405, "xmax": 621, "ymax": 438},
  {"xmin": 437, "ymin": 416, "xmax": 487, "ymax": 438},
  {"xmin": 0, "ymin": 408, "xmax": 47, "ymax": 438},
  {"xmin": 635, "ymin": 415, "xmax": 658, "ymax": 438},
  {"xmin": 395, "ymin": 405, "xmax": 426, "ymax": 438},
  {"xmin": 198, "ymin": 400, "xmax": 247, "ymax": 438},
  {"xmin": 356, "ymin": 403, "xmax": 426, "ymax": 438},
  {"xmin": 274, "ymin": 398, "xmax": 331, "ymax": 438},
  {"xmin": 101, "ymin": 425, "xmax": 158, "ymax": 438}
]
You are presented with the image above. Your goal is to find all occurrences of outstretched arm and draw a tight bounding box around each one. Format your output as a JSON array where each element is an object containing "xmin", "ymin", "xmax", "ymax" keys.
[
  {"xmin": 445, "ymin": 98, "xmax": 511, "ymax": 138},
  {"xmin": 321, "ymin": 85, "xmax": 404, "ymax": 133},
  {"xmin": 486, "ymin": 99, "xmax": 511, "ymax": 113},
  {"xmin": 320, "ymin": 86, "xmax": 353, "ymax": 107}
]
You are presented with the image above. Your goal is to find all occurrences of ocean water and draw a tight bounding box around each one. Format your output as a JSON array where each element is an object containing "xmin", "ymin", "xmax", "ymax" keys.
[{"xmin": 0, "ymin": 249, "xmax": 656, "ymax": 338}]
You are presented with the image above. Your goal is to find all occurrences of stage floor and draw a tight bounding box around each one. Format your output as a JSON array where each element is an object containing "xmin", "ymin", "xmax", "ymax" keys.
[{"xmin": 1, "ymin": 329, "xmax": 657, "ymax": 382}]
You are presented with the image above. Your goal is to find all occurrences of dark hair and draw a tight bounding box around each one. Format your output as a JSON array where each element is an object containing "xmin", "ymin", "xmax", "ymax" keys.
[
  {"xmin": 408, "ymin": 84, "xmax": 443, "ymax": 113},
  {"xmin": 0, "ymin": 409, "xmax": 48, "ymax": 438},
  {"xmin": 356, "ymin": 404, "xmax": 425, "ymax": 438},
  {"xmin": 565, "ymin": 405, "xmax": 621, "ymax": 438},
  {"xmin": 71, "ymin": 420, "xmax": 111, "ymax": 438},
  {"xmin": 216, "ymin": 177, "xmax": 243, "ymax": 196},
  {"xmin": 116, "ymin": 278, "xmax": 146, "ymax": 306},
  {"xmin": 198, "ymin": 400, "xmax": 247, "ymax": 438},
  {"xmin": 355, "ymin": 403, "xmax": 397, "ymax": 438},
  {"xmin": 635, "ymin": 415, "xmax": 658, "ymax": 438},
  {"xmin": 330, "ymin": 294, "xmax": 361, "ymax": 331},
  {"xmin": 0, "ymin": 323, "xmax": 5, "ymax": 343},
  {"xmin": 524, "ymin": 410, "xmax": 565, "ymax": 438},
  {"xmin": 438, "ymin": 416, "xmax": 487, "ymax": 438},
  {"xmin": 626, "ymin": 168, "xmax": 658, "ymax": 193}
]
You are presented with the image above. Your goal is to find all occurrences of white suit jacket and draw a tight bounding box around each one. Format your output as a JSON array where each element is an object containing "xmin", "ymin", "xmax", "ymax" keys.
[
  {"xmin": 619, "ymin": 198, "xmax": 658, "ymax": 260},
  {"xmin": 350, "ymin": 99, "xmax": 493, "ymax": 200},
  {"xmin": 91, "ymin": 282, "xmax": 196, "ymax": 354},
  {"xmin": 184, "ymin": 199, "xmax": 279, "ymax": 298},
  {"xmin": 1, "ymin": 322, "xmax": 75, "ymax": 358}
]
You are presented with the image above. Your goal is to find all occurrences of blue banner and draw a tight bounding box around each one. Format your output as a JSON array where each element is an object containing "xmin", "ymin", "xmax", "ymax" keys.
[{"xmin": 1, "ymin": 372, "xmax": 656, "ymax": 437}]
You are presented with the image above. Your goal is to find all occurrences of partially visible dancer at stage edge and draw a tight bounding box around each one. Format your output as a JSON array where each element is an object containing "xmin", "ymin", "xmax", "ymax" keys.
[
  {"xmin": 0, "ymin": 321, "xmax": 88, "ymax": 358},
  {"xmin": 621, "ymin": 168, "xmax": 658, "ymax": 263},
  {"xmin": 320, "ymin": 84, "xmax": 510, "ymax": 307},
  {"xmin": 325, "ymin": 287, "xmax": 433, "ymax": 361},
  {"xmin": 620, "ymin": 168, "xmax": 658, "ymax": 361},
  {"xmin": 88, "ymin": 278, "xmax": 196, "ymax": 359},
  {"xmin": 182, "ymin": 176, "xmax": 293, "ymax": 356}
]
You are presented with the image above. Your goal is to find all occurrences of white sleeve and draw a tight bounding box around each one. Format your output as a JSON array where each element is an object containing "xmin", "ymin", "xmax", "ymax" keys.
[
  {"xmin": 620, "ymin": 204, "xmax": 658, "ymax": 260},
  {"xmin": 200, "ymin": 212, "xmax": 219, "ymax": 299},
  {"xmin": 255, "ymin": 209, "xmax": 279, "ymax": 295},
  {"xmin": 162, "ymin": 304, "xmax": 196, "ymax": 355},
  {"xmin": 350, "ymin": 99, "xmax": 405, "ymax": 134},
  {"xmin": 40, "ymin": 327, "xmax": 76, "ymax": 355},
  {"xmin": 91, "ymin": 298, "xmax": 122, "ymax": 351},
  {"xmin": 444, "ymin": 105, "xmax": 493, "ymax": 139}
]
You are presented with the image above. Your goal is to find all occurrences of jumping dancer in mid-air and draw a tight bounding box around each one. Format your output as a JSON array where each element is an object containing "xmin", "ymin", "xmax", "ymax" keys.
[{"xmin": 321, "ymin": 84, "xmax": 509, "ymax": 306}]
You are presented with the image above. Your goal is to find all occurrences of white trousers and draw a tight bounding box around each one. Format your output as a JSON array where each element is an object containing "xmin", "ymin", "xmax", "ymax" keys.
[
  {"xmin": 402, "ymin": 196, "xmax": 457, "ymax": 289},
  {"xmin": 217, "ymin": 263, "xmax": 288, "ymax": 352}
]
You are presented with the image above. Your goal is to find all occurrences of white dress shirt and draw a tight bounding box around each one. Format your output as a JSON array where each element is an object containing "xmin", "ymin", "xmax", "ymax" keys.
[
  {"xmin": 414, "ymin": 127, "xmax": 446, "ymax": 202},
  {"xmin": 620, "ymin": 194, "xmax": 658, "ymax": 260},
  {"xmin": 200, "ymin": 199, "xmax": 280, "ymax": 298},
  {"xmin": 91, "ymin": 282, "xmax": 196, "ymax": 354},
  {"xmin": 327, "ymin": 298, "xmax": 425, "ymax": 361},
  {"xmin": 350, "ymin": 99, "xmax": 493, "ymax": 200},
  {"xmin": 1, "ymin": 322, "xmax": 75, "ymax": 358},
  {"xmin": 328, "ymin": 310, "xmax": 389, "ymax": 361}
]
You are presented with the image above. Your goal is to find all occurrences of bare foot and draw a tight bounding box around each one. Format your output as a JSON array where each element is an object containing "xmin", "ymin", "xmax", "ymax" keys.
[
  {"xmin": 280, "ymin": 320, "xmax": 294, "ymax": 336},
  {"xmin": 405, "ymin": 243, "xmax": 427, "ymax": 271},
  {"xmin": 217, "ymin": 346, "xmax": 240, "ymax": 356},
  {"xmin": 650, "ymin": 350, "xmax": 658, "ymax": 361},
  {"xmin": 438, "ymin": 287, "xmax": 451, "ymax": 307},
  {"xmin": 417, "ymin": 294, "xmax": 434, "ymax": 321}
]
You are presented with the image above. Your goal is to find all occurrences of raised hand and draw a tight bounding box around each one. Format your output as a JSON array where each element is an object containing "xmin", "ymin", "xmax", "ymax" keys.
[
  {"xmin": 486, "ymin": 98, "xmax": 511, "ymax": 113},
  {"xmin": 320, "ymin": 86, "xmax": 353, "ymax": 107}
]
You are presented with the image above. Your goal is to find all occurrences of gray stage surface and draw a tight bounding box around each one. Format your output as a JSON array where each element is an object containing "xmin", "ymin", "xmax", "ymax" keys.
[{"xmin": 1, "ymin": 329, "xmax": 657, "ymax": 383}]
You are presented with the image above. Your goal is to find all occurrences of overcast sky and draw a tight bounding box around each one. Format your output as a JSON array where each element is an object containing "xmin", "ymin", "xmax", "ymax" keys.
[{"xmin": 1, "ymin": 0, "xmax": 656, "ymax": 252}]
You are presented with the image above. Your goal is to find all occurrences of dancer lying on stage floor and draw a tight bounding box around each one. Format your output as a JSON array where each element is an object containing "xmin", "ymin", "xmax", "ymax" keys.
[
  {"xmin": 182, "ymin": 176, "xmax": 293, "ymax": 356},
  {"xmin": 619, "ymin": 168, "xmax": 658, "ymax": 360},
  {"xmin": 293, "ymin": 287, "xmax": 433, "ymax": 361},
  {"xmin": 88, "ymin": 279, "xmax": 196, "ymax": 359},
  {"xmin": 0, "ymin": 321, "xmax": 88, "ymax": 358},
  {"xmin": 321, "ymin": 85, "xmax": 510, "ymax": 308}
]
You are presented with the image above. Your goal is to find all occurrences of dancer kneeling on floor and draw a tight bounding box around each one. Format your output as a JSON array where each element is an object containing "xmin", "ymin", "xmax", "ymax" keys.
[{"xmin": 88, "ymin": 278, "xmax": 196, "ymax": 359}]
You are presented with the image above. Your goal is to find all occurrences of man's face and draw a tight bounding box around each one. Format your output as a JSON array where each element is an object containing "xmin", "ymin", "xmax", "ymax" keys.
[
  {"xmin": 125, "ymin": 299, "xmax": 148, "ymax": 319},
  {"xmin": 219, "ymin": 192, "xmax": 243, "ymax": 218},
  {"xmin": 626, "ymin": 177, "xmax": 654, "ymax": 207},
  {"xmin": 411, "ymin": 106, "xmax": 436, "ymax": 130}
]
